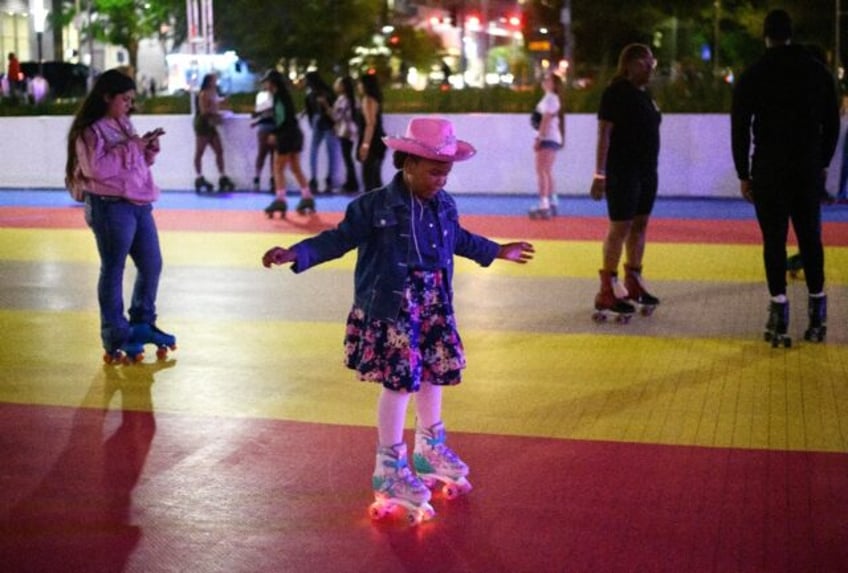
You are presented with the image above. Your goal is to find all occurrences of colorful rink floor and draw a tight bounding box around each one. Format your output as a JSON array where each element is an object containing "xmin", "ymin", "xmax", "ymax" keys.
[{"xmin": 1, "ymin": 190, "xmax": 847, "ymax": 572}]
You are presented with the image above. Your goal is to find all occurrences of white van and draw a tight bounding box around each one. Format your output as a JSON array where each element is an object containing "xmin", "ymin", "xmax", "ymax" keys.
[{"xmin": 165, "ymin": 51, "xmax": 258, "ymax": 95}]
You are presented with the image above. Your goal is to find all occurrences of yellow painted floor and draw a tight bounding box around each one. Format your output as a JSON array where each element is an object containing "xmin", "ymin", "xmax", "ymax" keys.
[
  {"xmin": 2, "ymin": 226, "xmax": 846, "ymax": 454},
  {"xmin": 2, "ymin": 196, "xmax": 848, "ymax": 572}
]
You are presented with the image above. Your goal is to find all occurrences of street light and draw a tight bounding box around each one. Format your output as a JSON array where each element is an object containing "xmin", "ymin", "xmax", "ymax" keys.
[{"xmin": 32, "ymin": 1, "xmax": 48, "ymax": 76}]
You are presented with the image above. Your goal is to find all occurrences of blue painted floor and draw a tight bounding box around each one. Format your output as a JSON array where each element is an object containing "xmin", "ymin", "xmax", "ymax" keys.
[{"xmin": 3, "ymin": 187, "xmax": 848, "ymax": 222}]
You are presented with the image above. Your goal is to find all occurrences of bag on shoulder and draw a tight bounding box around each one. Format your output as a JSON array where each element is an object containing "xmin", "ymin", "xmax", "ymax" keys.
[{"xmin": 530, "ymin": 110, "xmax": 542, "ymax": 130}]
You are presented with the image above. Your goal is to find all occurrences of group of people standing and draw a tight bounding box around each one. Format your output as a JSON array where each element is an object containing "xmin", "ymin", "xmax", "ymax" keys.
[
  {"xmin": 191, "ymin": 69, "xmax": 388, "ymax": 214},
  {"xmin": 532, "ymin": 9, "xmax": 839, "ymax": 345},
  {"xmin": 259, "ymin": 69, "xmax": 387, "ymax": 217}
]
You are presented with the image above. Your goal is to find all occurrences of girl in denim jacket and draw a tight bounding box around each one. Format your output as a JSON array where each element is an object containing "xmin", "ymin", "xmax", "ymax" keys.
[
  {"xmin": 263, "ymin": 117, "xmax": 534, "ymax": 523},
  {"xmin": 66, "ymin": 69, "xmax": 176, "ymax": 364}
]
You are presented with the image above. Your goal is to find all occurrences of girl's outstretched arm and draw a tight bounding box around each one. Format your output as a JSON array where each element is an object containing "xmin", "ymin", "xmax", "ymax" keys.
[
  {"xmin": 262, "ymin": 246, "xmax": 297, "ymax": 268},
  {"xmin": 497, "ymin": 242, "xmax": 535, "ymax": 264}
]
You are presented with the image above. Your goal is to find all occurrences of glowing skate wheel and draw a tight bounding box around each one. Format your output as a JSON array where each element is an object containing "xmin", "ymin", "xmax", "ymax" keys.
[
  {"xmin": 368, "ymin": 502, "xmax": 388, "ymax": 521},
  {"xmin": 420, "ymin": 504, "xmax": 435, "ymax": 521},
  {"xmin": 443, "ymin": 484, "xmax": 460, "ymax": 499},
  {"xmin": 156, "ymin": 347, "xmax": 168, "ymax": 360}
]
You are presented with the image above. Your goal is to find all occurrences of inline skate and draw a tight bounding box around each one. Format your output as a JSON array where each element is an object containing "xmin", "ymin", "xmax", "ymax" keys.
[
  {"xmin": 803, "ymin": 294, "xmax": 827, "ymax": 343},
  {"xmin": 131, "ymin": 322, "xmax": 177, "ymax": 360},
  {"xmin": 764, "ymin": 299, "xmax": 792, "ymax": 348},
  {"xmin": 592, "ymin": 270, "xmax": 635, "ymax": 323},
  {"xmin": 369, "ymin": 443, "xmax": 435, "ymax": 526},
  {"xmin": 413, "ymin": 422, "xmax": 472, "ymax": 499},
  {"xmin": 624, "ymin": 264, "xmax": 660, "ymax": 316}
]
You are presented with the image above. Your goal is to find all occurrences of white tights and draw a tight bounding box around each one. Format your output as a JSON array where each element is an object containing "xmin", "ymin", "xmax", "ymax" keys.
[{"xmin": 377, "ymin": 383, "xmax": 442, "ymax": 447}]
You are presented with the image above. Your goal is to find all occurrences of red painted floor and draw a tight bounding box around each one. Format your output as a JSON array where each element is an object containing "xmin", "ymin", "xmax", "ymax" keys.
[
  {"xmin": 5, "ymin": 205, "xmax": 848, "ymax": 245},
  {"xmin": 1, "ymin": 398, "xmax": 846, "ymax": 573},
  {"xmin": 3, "ymin": 197, "xmax": 848, "ymax": 572}
]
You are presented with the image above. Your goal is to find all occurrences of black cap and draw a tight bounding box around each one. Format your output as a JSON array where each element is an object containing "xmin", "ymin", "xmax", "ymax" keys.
[{"xmin": 763, "ymin": 9, "xmax": 792, "ymax": 42}]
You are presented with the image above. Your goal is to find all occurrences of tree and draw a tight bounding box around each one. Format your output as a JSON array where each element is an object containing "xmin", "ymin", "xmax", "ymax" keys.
[
  {"xmin": 88, "ymin": 0, "xmax": 183, "ymax": 74},
  {"xmin": 215, "ymin": 0, "xmax": 386, "ymax": 73}
]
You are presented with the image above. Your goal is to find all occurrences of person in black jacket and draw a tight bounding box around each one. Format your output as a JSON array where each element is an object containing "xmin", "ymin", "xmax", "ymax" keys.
[{"xmin": 731, "ymin": 9, "xmax": 840, "ymax": 346}]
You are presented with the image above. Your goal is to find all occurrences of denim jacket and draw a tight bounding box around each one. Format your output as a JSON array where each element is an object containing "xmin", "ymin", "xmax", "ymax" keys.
[{"xmin": 291, "ymin": 172, "xmax": 500, "ymax": 322}]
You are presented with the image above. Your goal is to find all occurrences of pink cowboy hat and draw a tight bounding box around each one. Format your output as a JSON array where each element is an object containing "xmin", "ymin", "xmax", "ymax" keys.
[{"xmin": 383, "ymin": 117, "xmax": 476, "ymax": 162}]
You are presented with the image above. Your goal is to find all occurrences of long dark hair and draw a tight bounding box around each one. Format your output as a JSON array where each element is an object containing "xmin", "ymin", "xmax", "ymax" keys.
[
  {"xmin": 359, "ymin": 73, "xmax": 382, "ymax": 103},
  {"xmin": 65, "ymin": 69, "xmax": 136, "ymax": 184},
  {"xmin": 339, "ymin": 76, "xmax": 356, "ymax": 105},
  {"xmin": 200, "ymin": 73, "xmax": 217, "ymax": 90},
  {"xmin": 304, "ymin": 71, "xmax": 331, "ymax": 94},
  {"xmin": 264, "ymin": 70, "xmax": 297, "ymax": 125}
]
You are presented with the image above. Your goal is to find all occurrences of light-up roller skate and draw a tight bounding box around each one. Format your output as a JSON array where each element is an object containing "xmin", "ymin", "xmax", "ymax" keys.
[
  {"xmin": 131, "ymin": 322, "xmax": 177, "ymax": 360},
  {"xmin": 413, "ymin": 422, "xmax": 472, "ymax": 500},
  {"xmin": 369, "ymin": 443, "xmax": 435, "ymax": 526}
]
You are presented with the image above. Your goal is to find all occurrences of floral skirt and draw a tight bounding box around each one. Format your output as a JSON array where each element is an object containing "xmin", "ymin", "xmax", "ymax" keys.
[{"xmin": 344, "ymin": 270, "xmax": 465, "ymax": 392}]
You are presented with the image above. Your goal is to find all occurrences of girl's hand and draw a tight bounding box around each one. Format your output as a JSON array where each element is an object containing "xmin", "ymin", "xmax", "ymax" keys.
[
  {"xmin": 262, "ymin": 246, "xmax": 296, "ymax": 268},
  {"xmin": 142, "ymin": 128, "xmax": 164, "ymax": 151},
  {"xmin": 590, "ymin": 178, "xmax": 606, "ymax": 201},
  {"xmin": 358, "ymin": 143, "xmax": 369, "ymax": 161},
  {"xmin": 497, "ymin": 242, "xmax": 535, "ymax": 264}
]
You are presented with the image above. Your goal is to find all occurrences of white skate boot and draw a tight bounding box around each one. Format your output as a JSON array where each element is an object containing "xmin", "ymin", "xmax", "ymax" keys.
[
  {"xmin": 413, "ymin": 422, "xmax": 473, "ymax": 499},
  {"xmin": 369, "ymin": 443, "xmax": 434, "ymax": 525}
]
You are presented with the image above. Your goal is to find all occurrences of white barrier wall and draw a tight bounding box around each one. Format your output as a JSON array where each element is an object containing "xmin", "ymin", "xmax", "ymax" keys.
[{"xmin": 0, "ymin": 113, "xmax": 843, "ymax": 197}]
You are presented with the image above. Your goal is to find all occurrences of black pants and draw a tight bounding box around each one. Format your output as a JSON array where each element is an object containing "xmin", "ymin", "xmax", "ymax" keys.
[
  {"xmin": 752, "ymin": 161, "xmax": 824, "ymax": 296},
  {"xmin": 362, "ymin": 151, "xmax": 384, "ymax": 192},
  {"xmin": 339, "ymin": 138, "xmax": 359, "ymax": 191}
]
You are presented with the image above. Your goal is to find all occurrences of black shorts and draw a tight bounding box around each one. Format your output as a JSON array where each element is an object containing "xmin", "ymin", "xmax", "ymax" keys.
[
  {"xmin": 274, "ymin": 126, "xmax": 304, "ymax": 154},
  {"xmin": 605, "ymin": 168, "xmax": 658, "ymax": 221}
]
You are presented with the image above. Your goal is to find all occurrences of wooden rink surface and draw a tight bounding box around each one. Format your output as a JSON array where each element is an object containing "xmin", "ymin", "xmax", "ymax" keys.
[{"xmin": 1, "ymin": 193, "xmax": 847, "ymax": 572}]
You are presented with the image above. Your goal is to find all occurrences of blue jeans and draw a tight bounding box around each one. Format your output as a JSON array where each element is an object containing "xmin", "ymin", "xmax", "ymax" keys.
[
  {"xmin": 838, "ymin": 129, "xmax": 848, "ymax": 199},
  {"xmin": 86, "ymin": 195, "xmax": 163, "ymax": 351},
  {"xmin": 308, "ymin": 117, "xmax": 340, "ymax": 188}
]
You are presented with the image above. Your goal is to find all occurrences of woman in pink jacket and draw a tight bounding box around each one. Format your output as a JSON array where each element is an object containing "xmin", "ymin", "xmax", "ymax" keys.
[{"xmin": 65, "ymin": 69, "xmax": 176, "ymax": 364}]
